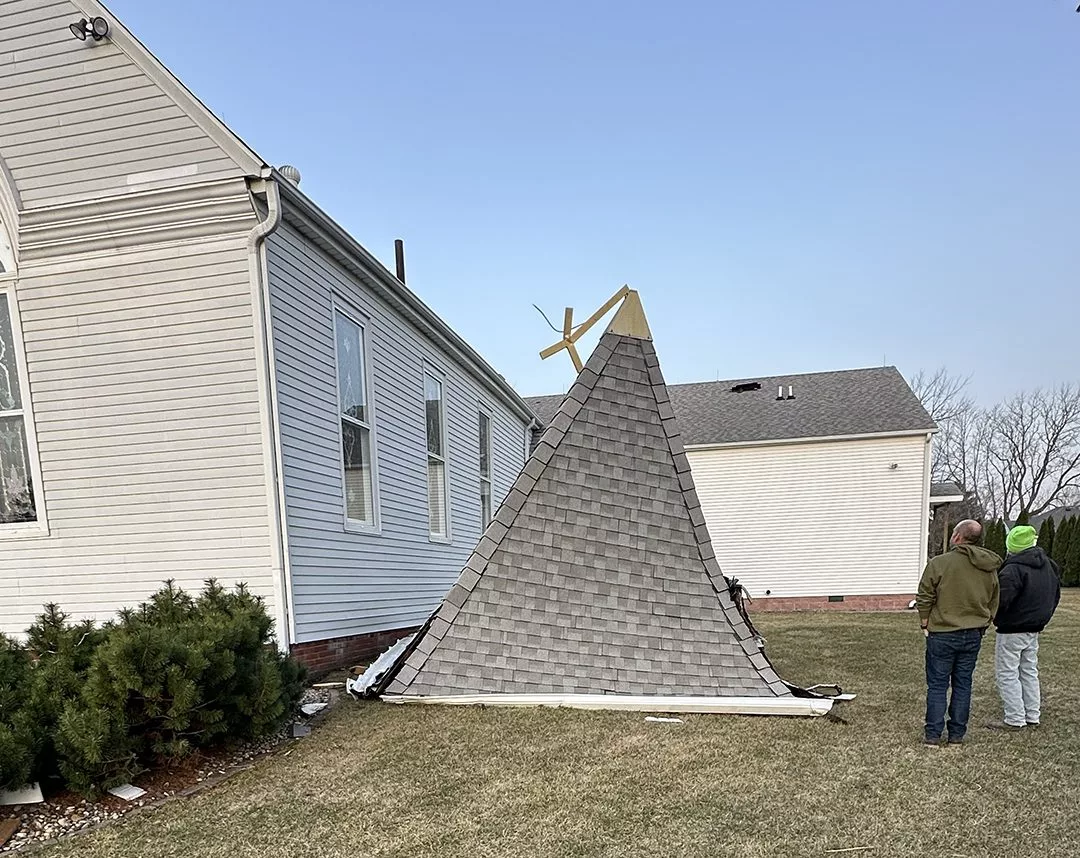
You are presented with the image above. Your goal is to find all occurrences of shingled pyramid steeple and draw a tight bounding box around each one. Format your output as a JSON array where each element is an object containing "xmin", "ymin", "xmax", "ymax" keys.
[{"xmin": 380, "ymin": 293, "xmax": 804, "ymax": 709}]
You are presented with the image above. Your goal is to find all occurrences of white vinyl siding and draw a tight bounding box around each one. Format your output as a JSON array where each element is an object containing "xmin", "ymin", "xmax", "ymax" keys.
[
  {"xmin": 688, "ymin": 435, "xmax": 929, "ymax": 599},
  {"xmin": 265, "ymin": 219, "xmax": 528, "ymax": 643},
  {"xmin": 0, "ymin": 0, "xmax": 247, "ymax": 209},
  {"xmin": 0, "ymin": 236, "xmax": 278, "ymax": 637}
]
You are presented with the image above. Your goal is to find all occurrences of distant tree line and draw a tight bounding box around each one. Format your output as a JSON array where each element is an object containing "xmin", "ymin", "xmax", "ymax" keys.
[{"xmin": 976, "ymin": 515, "xmax": 1080, "ymax": 586}]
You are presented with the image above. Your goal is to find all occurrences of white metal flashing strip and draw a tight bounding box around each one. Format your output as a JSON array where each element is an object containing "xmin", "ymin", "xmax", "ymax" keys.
[{"xmin": 381, "ymin": 693, "xmax": 834, "ymax": 717}]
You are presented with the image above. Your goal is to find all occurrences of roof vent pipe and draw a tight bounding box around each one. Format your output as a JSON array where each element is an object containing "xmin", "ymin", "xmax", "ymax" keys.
[
  {"xmin": 787, "ymin": 385, "xmax": 795, "ymax": 400},
  {"xmin": 279, "ymin": 165, "xmax": 301, "ymax": 186},
  {"xmin": 394, "ymin": 239, "xmax": 406, "ymax": 284},
  {"xmin": 776, "ymin": 385, "xmax": 784, "ymax": 401}
]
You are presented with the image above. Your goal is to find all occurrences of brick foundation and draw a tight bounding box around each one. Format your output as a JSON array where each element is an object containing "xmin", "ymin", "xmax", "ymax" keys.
[
  {"xmin": 750, "ymin": 594, "xmax": 915, "ymax": 612},
  {"xmin": 290, "ymin": 626, "xmax": 418, "ymax": 675}
]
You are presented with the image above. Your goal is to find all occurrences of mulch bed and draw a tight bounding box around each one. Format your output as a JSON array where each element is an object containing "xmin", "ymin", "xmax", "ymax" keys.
[{"xmin": 0, "ymin": 687, "xmax": 336, "ymax": 853}]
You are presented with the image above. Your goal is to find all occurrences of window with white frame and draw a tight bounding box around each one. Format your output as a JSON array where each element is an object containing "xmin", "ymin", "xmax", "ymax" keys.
[
  {"xmin": 478, "ymin": 410, "xmax": 493, "ymax": 530},
  {"xmin": 0, "ymin": 291, "xmax": 36, "ymax": 525},
  {"xmin": 334, "ymin": 309, "xmax": 376, "ymax": 528},
  {"xmin": 425, "ymin": 370, "xmax": 449, "ymax": 539}
]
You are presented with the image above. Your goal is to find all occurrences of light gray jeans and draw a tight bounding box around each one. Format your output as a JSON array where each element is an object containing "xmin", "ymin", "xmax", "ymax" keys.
[{"xmin": 995, "ymin": 631, "xmax": 1041, "ymax": 727}]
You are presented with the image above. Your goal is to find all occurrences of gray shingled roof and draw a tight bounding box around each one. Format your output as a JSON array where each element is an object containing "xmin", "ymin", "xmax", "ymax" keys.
[
  {"xmin": 381, "ymin": 329, "xmax": 788, "ymax": 700},
  {"xmin": 1031, "ymin": 506, "xmax": 1079, "ymax": 528},
  {"xmin": 930, "ymin": 482, "xmax": 965, "ymax": 502},
  {"xmin": 526, "ymin": 366, "xmax": 936, "ymax": 447}
]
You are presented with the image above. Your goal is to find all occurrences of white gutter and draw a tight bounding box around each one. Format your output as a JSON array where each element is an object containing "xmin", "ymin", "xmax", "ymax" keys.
[
  {"xmin": 684, "ymin": 427, "xmax": 939, "ymax": 452},
  {"xmin": 274, "ymin": 175, "xmax": 535, "ymax": 425},
  {"xmin": 381, "ymin": 693, "xmax": 834, "ymax": 717},
  {"xmin": 245, "ymin": 177, "xmax": 294, "ymax": 647}
]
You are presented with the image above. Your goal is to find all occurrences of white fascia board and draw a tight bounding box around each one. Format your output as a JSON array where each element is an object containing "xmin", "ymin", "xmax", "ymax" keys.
[
  {"xmin": 929, "ymin": 494, "xmax": 966, "ymax": 505},
  {"xmin": 684, "ymin": 428, "xmax": 937, "ymax": 453},
  {"xmin": 381, "ymin": 693, "xmax": 834, "ymax": 717}
]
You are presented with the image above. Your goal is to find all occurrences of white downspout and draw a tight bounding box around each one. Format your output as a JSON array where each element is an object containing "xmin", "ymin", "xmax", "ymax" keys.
[
  {"xmin": 523, "ymin": 417, "xmax": 540, "ymax": 463},
  {"xmin": 246, "ymin": 177, "xmax": 293, "ymax": 648},
  {"xmin": 919, "ymin": 432, "xmax": 934, "ymax": 582}
]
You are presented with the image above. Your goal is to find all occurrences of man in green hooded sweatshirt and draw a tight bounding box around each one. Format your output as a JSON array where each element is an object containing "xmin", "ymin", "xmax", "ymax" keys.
[{"xmin": 916, "ymin": 519, "xmax": 1001, "ymax": 746}]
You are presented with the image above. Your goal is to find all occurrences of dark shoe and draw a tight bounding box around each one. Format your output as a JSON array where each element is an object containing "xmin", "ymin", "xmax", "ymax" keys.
[
  {"xmin": 946, "ymin": 738, "xmax": 964, "ymax": 746},
  {"xmin": 985, "ymin": 721, "xmax": 1025, "ymax": 731},
  {"xmin": 924, "ymin": 737, "xmax": 942, "ymax": 747}
]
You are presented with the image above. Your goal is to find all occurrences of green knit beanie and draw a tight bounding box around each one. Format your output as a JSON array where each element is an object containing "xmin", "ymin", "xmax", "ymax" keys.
[{"xmin": 1006, "ymin": 525, "xmax": 1038, "ymax": 554}]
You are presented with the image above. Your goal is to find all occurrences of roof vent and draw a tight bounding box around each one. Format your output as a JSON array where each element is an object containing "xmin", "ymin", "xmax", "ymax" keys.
[
  {"xmin": 730, "ymin": 382, "xmax": 761, "ymax": 394},
  {"xmin": 279, "ymin": 165, "xmax": 301, "ymax": 186},
  {"xmin": 776, "ymin": 385, "xmax": 784, "ymax": 401},
  {"xmin": 787, "ymin": 385, "xmax": 795, "ymax": 400}
]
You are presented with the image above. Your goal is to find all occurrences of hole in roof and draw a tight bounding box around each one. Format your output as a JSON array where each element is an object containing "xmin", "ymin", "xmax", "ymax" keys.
[{"xmin": 730, "ymin": 382, "xmax": 761, "ymax": 393}]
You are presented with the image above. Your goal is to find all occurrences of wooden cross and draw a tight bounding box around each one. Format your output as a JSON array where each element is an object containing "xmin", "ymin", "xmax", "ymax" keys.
[{"xmin": 538, "ymin": 285, "xmax": 631, "ymax": 372}]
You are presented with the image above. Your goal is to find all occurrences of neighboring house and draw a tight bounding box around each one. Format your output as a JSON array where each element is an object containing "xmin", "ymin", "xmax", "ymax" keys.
[
  {"xmin": 930, "ymin": 483, "xmax": 965, "ymax": 506},
  {"xmin": 928, "ymin": 481, "xmax": 966, "ymax": 557},
  {"xmin": 0, "ymin": 1, "xmax": 534, "ymax": 669},
  {"xmin": 528, "ymin": 366, "xmax": 937, "ymax": 609},
  {"xmin": 1030, "ymin": 506, "xmax": 1079, "ymax": 529}
]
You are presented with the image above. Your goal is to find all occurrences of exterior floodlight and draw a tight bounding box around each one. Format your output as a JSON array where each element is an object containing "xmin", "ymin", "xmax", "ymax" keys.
[{"xmin": 69, "ymin": 17, "xmax": 109, "ymax": 41}]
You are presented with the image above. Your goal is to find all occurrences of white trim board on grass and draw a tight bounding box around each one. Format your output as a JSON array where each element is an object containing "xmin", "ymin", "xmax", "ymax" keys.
[{"xmin": 381, "ymin": 693, "xmax": 836, "ymax": 717}]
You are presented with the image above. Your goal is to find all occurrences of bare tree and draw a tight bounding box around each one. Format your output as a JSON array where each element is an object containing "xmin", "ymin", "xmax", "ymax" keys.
[
  {"xmin": 911, "ymin": 367, "xmax": 974, "ymax": 425},
  {"xmin": 982, "ymin": 384, "xmax": 1080, "ymax": 519},
  {"xmin": 911, "ymin": 368, "xmax": 975, "ymax": 484}
]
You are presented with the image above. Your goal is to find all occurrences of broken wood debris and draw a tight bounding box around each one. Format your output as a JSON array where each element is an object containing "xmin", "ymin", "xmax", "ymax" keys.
[{"xmin": 0, "ymin": 818, "xmax": 20, "ymax": 849}]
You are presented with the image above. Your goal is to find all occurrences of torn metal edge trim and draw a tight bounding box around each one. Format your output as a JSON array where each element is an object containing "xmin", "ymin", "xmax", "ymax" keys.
[{"xmin": 379, "ymin": 693, "xmax": 834, "ymax": 717}]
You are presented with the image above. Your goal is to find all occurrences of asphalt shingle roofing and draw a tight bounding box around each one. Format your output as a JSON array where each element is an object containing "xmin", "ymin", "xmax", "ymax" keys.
[
  {"xmin": 381, "ymin": 324, "xmax": 788, "ymax": 700},
  {"xmin": 526, "ymin": 366, "xmax": 936, "ymax": 447}
]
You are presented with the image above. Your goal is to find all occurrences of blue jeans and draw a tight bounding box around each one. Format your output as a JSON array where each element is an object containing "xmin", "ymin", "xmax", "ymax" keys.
[{"xmin": 925, "ymin": 628, "xmax": 984, "ymax": 742}]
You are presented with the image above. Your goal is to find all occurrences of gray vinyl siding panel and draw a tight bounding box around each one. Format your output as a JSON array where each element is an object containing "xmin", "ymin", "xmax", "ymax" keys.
[
  {"xmin": 266, "ymin": 221, "xmax": 528, "ymax": 642},
  {"xmin": 0, "ymin": 0, "xmax": 246, "ymax": 209},
  {"xmin": 0, "ymin": 235, "xmax": 277, "ymax": 635}
]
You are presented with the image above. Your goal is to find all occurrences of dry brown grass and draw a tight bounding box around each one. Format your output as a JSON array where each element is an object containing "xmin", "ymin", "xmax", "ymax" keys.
[{"xmin": 40, "ymin": 593, "xmax": 1080, "ymax": 858}]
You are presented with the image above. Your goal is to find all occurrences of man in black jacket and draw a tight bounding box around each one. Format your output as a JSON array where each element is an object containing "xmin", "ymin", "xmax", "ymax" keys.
[{"xmin": 991, "ymin": 525, "xmax": 1062, "ymax": 730}]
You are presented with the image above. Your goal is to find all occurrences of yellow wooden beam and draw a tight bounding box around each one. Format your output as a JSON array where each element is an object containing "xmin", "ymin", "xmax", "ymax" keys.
[
  {"xmin": 567, "ymin": 285, "xmax": 630, "ymax": 344},
  {"xmin": 538, "ymin": 284, "xmax": 640, "ymax": 370}
]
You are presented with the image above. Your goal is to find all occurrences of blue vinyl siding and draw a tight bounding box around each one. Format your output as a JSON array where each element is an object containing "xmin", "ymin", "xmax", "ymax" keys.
[{"xmin": 266, "ymin": 221, "xmax": 528, "ymax": 642}]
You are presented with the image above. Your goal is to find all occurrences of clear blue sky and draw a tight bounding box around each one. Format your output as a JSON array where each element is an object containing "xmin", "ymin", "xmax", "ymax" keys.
[{"xmin": 110, "ymin": 0, "xmax": 1078, "ymax": 403}]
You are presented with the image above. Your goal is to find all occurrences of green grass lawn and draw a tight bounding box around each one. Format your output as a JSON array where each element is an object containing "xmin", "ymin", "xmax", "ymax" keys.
[{"xmin": 41, "ymin": 593, "xmax": 1080, "ymax": 858}]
